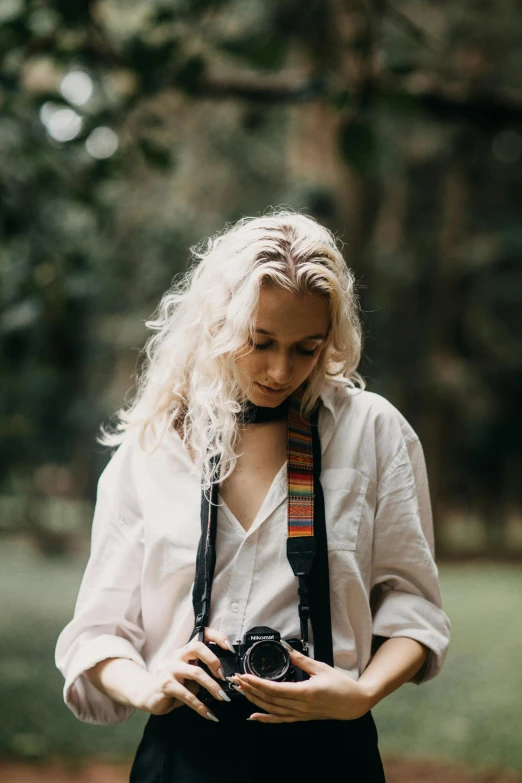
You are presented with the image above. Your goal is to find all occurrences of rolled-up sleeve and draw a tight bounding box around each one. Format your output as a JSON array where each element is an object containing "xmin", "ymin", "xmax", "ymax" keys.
[
  {"xmin": 55, "ymin": 440, "xmax": 147, "ymax": 724},
  {"xmin": 370, "ymin": 434, "xmax": 451, "ymax": 684}
]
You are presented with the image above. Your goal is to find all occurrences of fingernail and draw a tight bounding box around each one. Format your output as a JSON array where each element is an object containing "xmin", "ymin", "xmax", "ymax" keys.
[
  {"xmin": 246, "ymin": 716, "xmax": 256, "ymax": 721},
  {"xmin": 224, "ymin": 640, "xmax": 235, "ymax": 652},
  {"xmin": 218, "ymin": 688, "xmax": 231, "ymax": 703},
  {"xmin": 230, "ymin": 684, "xmax": 246, "ymax": 697},
  {"xmin": 280, "ymin": 639, "xmax": 294, "ymax": 653},
  {"xmin": 217, "ymin": 667, "xmax": 226, "ymax": 681},
  {"xmin": 207, "ymin": 711, "xmax": 219, "ymax": 722},
  {"xmin": 226, "ymin": 675, "xmax": 240, "ymax": 684}
]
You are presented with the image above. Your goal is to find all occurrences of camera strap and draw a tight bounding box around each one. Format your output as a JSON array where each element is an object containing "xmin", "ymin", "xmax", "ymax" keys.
[
  {"xmin": 191, "ymin": 452, "xmax": 220, "ymax": 645},
  {"xmin": 286, "ymin": 390, "xmax": 321, "ymax": 656},
  {"xmin": 293, "ymin": 396, "xmax": 334, "ymax": 666},
  {"xmin": 189, "ymin": 386, "xmax": 334, "ymax": 667}
]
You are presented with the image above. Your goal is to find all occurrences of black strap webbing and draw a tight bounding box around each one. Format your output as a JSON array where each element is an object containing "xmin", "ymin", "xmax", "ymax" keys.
[
  {"xmin": 307, "ymin": 407, "xmax": 334, "ymax": 666},
  {"xmin": 191, "ymin": 454, "xmax": 219, "ymax": 644}
]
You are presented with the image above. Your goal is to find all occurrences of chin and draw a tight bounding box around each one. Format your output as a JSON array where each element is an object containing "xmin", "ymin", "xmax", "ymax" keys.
[{"xmin": 250, "ymin": 381, "xmax": 291, "ymax": 404}]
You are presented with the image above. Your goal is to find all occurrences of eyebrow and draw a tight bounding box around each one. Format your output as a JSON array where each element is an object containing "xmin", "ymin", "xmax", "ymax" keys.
[{"xmin": 255, "ymin": 328, "xmax": 326, "ymax": 340}]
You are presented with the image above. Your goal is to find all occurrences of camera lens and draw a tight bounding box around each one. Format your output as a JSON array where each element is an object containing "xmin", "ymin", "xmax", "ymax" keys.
[{"xmin": 244, "ymin": 641, "xmax": 290, "ymax": 680}]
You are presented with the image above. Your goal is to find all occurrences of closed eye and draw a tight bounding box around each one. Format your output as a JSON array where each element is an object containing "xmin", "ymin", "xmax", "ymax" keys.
[{"xmin": 249, "ymin": 341, "xmax": 317, "ymax": 357}]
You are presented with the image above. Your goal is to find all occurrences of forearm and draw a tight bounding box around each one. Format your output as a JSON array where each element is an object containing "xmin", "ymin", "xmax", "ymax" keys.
[
  {"xmin": 358, "ymin": 637, "xmax": 428, "ymax": 709},
  {"xmin": 84, "ymin": 657, "xmax": 153, "ymax": 709}
]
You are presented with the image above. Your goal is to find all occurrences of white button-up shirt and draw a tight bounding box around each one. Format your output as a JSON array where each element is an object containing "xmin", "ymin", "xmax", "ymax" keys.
[{"xmin": 55, "ymin": 380, "xmax": 451, "ymax": 725}]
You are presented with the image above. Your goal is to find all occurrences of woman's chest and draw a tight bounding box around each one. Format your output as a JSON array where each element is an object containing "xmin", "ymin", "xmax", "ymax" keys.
[
  {"xmin": 140, "ymin": 448, "xmax": 376, "ymax": 590},
  {"xmin": 219, "ymin": 420, "xmax": 288, "ymax": 533}
]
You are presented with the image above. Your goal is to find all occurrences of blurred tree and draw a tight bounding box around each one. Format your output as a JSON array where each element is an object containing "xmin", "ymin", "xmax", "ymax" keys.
[{"xmin": 0, "ymin": 0, "xmax": 521, "ymax": 554}]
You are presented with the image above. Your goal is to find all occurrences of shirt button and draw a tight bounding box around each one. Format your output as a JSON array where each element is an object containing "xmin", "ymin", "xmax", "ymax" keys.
[{"xmin": 231, "ymin": 602, "xmax": 239, "ymax": 613}]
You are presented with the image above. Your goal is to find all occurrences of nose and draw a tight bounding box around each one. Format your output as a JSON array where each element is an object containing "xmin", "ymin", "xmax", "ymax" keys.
[{"xmin": 266, "ymin": 351, "xmax": 292, "ymax": 387}]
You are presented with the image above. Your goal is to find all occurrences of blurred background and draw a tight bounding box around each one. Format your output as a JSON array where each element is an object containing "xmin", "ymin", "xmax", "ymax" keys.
[{"xmin": 1, "ymin": 0, "xmax": 521, "ymax": 781}]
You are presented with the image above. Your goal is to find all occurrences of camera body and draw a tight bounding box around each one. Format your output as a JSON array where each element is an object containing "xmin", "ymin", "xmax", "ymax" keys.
[{"xmin": 197, "ymin": 626, "xmax": 309, "ymax": 712}]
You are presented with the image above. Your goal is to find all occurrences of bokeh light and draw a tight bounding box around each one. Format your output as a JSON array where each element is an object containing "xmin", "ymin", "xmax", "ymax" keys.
[
  {"xmin": 46, "ymin": 107, "xmax": 83, "ymax": 142},
  {"xmin": 85, "ymin": 127, "xmax": 119, "ymax": 159},
  {"xmin": 39, "ymin": 101, "xmax": 61, "ymax": 126},
  {"xmin": 59, "ymin": 71, "xmax": 93, "ymax": 107}
]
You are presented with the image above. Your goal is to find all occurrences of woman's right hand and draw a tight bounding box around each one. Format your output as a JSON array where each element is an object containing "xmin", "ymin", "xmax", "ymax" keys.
[{"xmin": 134, "ymin": 627, "xmax": 234, "ymax": 721}]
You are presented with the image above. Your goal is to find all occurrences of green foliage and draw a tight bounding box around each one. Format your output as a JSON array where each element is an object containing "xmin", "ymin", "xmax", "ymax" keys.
[
  {"xmin": 375, "ymin": 564, "xmax": 522, "ymax": 771},
  {"xmin": 1, "ymin": 0, "xmax": 310, "ymax": 502},
  {"xmin": 124, "ymin": 37, "xmax": 179, "ymax": 94},
  {"xmin": 175, "ymin": 54, "xmax": 207, "ymax": 94},
  {"xmin": 339, "ymin": 119, "xmax": 378, "ymax": 174},
  {"xmin": 220, "ymin": 30, "xmax": 289, "ymax": 71},
  {"xmin": 1, "ymin": 0, "xmax": 521, "ymax": 547},
  {"xmin": 138, "ymin": 138, "xmax": 175, "ymax": 170}
]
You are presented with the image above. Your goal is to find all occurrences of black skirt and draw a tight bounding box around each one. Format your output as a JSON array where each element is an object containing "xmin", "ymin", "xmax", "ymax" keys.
[{"xmin": 129, "ymin": 702, "xmax": 386, "ymax": 783}]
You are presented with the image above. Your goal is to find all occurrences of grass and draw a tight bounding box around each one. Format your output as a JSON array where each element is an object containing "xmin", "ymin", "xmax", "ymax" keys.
[
  {"xmin": 373, "ymin": 563, "xmax": 522, "ymax": 772},
  {"xmin": 0, "ymin": 539, "xmax": 521, "ymax": 773}
]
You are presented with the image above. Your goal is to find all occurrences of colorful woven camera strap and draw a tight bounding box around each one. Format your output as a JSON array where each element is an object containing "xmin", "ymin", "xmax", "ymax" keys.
[
  {"xmin": 287, "ymin": 385, "xmax": 315, "ymax": 538},
  {"xmin": 286, "ymin": 386, "xmax": 318, "ymax": 651}
]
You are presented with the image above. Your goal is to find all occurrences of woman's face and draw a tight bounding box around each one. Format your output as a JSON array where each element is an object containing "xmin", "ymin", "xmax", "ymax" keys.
[{"xmin": 235, "ymin": 285, "xmax": 330, "ymax": 406}]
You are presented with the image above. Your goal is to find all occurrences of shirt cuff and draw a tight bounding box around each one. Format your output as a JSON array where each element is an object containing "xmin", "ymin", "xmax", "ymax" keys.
[
  {"xmin": 62, "ymin": 634, "xmax": 148, "ymax": 725},
  {"xmin": 371, "ymin": 589, "xmax": 451, "ymax": 685}
]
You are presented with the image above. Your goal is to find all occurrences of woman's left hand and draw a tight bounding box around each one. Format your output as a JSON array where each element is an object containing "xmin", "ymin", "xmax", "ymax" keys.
[{"xmin": 228, "ymin": 644, "xmax": 373, "ymax": 723}]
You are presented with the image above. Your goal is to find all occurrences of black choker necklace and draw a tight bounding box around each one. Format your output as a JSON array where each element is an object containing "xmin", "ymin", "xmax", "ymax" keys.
[{"xmin": 238, "ymin": 395, "xmax": 291, "ymax": 424}]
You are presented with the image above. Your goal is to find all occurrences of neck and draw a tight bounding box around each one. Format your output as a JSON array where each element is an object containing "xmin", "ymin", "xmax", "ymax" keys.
[{"xmin": 238, "ymin": 395, "xmax": 291, "ymax": 424}]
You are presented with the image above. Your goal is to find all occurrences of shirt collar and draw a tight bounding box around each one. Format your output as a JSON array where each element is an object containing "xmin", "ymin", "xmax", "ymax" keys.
[
  {"xmin": 318, "ymin": 379, "xmax": 337, "ymax": 419},
  {"xmin": 318, "ymin": 377, "xmax": 355, "ymax": 422}
]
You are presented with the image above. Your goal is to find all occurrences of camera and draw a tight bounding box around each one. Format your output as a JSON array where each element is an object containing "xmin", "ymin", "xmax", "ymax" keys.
[{"xmin": 197, "ymin": 626, "xmax": 309, "ymax": 715}]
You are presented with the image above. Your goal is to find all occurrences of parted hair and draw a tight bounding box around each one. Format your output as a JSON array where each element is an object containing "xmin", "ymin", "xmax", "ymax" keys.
[{"xmin": 98, "ymin": 207, "xmax": 365, "ymax": 490}]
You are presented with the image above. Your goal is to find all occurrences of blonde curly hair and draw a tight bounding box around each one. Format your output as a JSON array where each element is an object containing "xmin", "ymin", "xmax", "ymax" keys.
[{"xmin": 98, "ymin": 207, "xmax": 365, "ymax": 490}]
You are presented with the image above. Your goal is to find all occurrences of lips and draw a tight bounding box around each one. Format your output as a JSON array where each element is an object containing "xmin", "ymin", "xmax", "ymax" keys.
[{"xmin": 256, "ymin": 382, "xmax": 289, "ymax": 393}]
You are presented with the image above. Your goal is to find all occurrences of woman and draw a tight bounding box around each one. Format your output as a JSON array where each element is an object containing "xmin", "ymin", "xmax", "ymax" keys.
[{"xmin": 55, "ymin": 209, "xmax": 451, "ymax": 782}]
